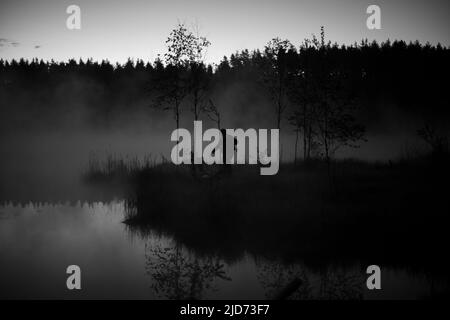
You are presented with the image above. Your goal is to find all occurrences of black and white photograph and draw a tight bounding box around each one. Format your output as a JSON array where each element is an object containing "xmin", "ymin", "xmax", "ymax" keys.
[{"xmin": 0, "ymin": 0, "xmax": 449, "ymax": 309}]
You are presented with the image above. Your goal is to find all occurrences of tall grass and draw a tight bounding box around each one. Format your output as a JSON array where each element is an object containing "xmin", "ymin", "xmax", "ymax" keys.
[
  {"xmin": 82, "ymin": 153, "xmax": 160, "ymax": 184},
  {"xmin": 83, "ymin": 153, "xmax": 450, "ymax": 274}
]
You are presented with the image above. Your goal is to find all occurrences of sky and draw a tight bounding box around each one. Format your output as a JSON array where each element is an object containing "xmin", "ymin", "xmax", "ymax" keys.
[{"xmin": 0, "ymin": 0, "xmax": 449, "ymax": 64}]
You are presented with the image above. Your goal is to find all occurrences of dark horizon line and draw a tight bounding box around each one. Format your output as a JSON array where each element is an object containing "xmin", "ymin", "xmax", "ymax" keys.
[{"xmin": 1, "ymin": 37, "xmax": 449, "ymax": 67}]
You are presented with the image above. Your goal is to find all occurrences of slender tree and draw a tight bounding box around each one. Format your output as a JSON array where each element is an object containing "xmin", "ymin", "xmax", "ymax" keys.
[
  {"xmin": 188, "ymin": 24, "xmax": 211, "ymax": 120},
  {"xmin": 263, "ymin": 38, "xmax": 295, "ymax": 130},
  {"xmin": 152, "ymin": 23, "xmax": 203, "ymax": 129}
]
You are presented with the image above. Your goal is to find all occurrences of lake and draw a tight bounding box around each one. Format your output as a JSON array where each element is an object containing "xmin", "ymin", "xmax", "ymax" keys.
[
  {"xmin": 0, "ymin": 130, "xmax": 447, "ymax": 300},
  {"xmin": 0, "ymin": 201, "xmax": 440, "ymax": 299}
]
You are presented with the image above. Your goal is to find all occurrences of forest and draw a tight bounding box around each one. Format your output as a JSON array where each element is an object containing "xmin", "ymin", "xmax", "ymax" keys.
[{"xmin": 1, "ymin": 26, "xmax": 449, "ymax": 164}]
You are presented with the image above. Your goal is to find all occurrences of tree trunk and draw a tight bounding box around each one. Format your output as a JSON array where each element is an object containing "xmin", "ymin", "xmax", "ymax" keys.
[
  {"xmin": 193, "ymin": 90, "xmax": 199, "ymax": 121},
  {"xmin": 294, "ymin": 128, "xmax": 299, "ymax": 165},
  {"xmin": 307, "ymin": 124, "xmax": 312, "ymax": 159}
]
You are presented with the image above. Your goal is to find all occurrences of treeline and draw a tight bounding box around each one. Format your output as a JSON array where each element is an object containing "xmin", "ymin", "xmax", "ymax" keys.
[
  {"xmin": 0, "ymin": 26, "xmax": 449, "ymax": 159},
  {"xmin": 0, "ymin": 37, "xmax": 448, "ymax": 118}
]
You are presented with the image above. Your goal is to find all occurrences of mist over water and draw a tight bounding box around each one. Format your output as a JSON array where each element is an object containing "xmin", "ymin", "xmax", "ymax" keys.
[{"xmin": 0, "ymin": 96, "xmax": 436, "ymax": 203}]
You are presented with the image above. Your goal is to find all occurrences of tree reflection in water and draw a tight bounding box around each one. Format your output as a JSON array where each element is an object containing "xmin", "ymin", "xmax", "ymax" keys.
[
  {"xmin": 145, "ymin": 242, "xmax": 231, "ymax": 299},
  {"xmin": 257, "ymin": 260, "xmax": 363, "ymax": 300},
  {"xmin": 256, "ymin": 260, "xmax": 312, "ymax": 299}
]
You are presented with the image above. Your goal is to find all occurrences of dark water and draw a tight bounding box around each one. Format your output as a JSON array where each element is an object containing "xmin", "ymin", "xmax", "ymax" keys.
[
  {"xmin": 0, "ymin": 201, "xmax": 441, "ymax": 300},
  {"xmin": 0, "ymin": 130, "xmax": 446, "ymax": 299}
]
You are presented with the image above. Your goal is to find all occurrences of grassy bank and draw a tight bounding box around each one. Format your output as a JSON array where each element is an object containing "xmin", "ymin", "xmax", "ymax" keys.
[{"xmin": 83, "ymin": 154, "xmax": 450, "ymax": 275}]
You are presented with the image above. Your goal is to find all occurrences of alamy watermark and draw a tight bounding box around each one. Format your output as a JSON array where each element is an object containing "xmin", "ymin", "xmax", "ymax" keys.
[
  {"xmin": 366, "ymin": 5, "xmax": 381, "ymax": 30},
  {"xmin": 170, "ymin": 121, "xmax": 280, "ymax": 176},
  {"xmin": 66, "ymin": 265, "xmax": 81, "ymax": 290},
  {"xmin": 66, "ymin": 5, "xmax": 81, "ymax": 30}
]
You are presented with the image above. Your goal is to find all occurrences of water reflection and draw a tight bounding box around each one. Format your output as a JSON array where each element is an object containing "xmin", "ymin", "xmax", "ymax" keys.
[
  {"xmin": 145, "ymin": 242, "xmax": 230, "ymax": 299},
  {"xmin": 256, "ymin": 261, "xmax": 313, "ymax": 299},
  {"xmin": 0, "ymin": 202, "xmax": 446, "ymax": 299}
]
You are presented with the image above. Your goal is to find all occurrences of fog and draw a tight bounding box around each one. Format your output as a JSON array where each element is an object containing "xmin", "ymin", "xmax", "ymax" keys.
[{"xmin": 0, "ymin": 97, "xmax": 435, "ymax": 203}]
